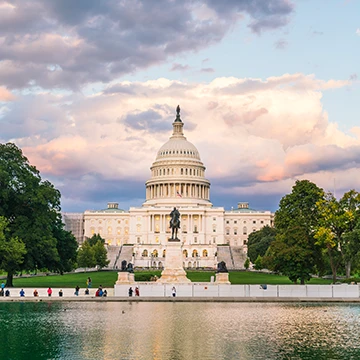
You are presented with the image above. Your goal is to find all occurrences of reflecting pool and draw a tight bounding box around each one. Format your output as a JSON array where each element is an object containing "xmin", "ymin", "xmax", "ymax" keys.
[{"xmin": 1, "ymin": 302, "xmax": 360, "ymax": 360}]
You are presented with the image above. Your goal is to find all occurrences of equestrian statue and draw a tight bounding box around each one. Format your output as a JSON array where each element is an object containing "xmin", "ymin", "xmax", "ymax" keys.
[{"xmin": 169, "ymin": 207, "xmax": 180, "ymax": 240}]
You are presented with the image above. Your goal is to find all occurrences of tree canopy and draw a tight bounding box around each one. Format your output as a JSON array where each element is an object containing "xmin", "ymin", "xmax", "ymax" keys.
[
  {"xmin": 266, "ymin": 180, "xmax": 325, "ymax": 284},
  {"xmin": 247, "ymin": 225, "xmax": 276, "ymax": 263},
  {"xmin": 0, "ymin": 143, "xmax": 78, "ymax": 285},
  {"xmin": 77, "ymin": 234, "xmax": 109, "ymax": 270}
]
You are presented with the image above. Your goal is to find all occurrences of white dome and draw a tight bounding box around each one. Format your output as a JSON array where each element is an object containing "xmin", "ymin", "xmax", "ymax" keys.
[{"xmin": 156, "ymin": 137, "xmax": 201, "ymax": 161}]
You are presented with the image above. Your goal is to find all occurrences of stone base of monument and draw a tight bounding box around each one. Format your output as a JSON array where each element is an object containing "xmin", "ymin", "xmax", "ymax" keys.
[
  {"xmin": 116, "ymin": 272, "xmax": 135, "ymax": 284},
  {"xmin": 215, "ymin": 272, "xmax": 230, "ymax": 284},
  {"xmin": 157, "ymin": 239, "xmax": 191, "ymax": 283}
]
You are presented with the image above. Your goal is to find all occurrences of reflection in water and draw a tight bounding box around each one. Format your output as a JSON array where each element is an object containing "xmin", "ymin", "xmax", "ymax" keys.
[{"xmin": 1, "ymin": 302, "xmax": 360, "ymax": 359}]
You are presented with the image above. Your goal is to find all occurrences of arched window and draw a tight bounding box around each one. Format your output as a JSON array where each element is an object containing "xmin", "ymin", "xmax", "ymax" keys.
[
  {"xmin": 162, "ymin": 249, "xmax": 166, "ymax": 257},
  {"xmin": 183, "ymin": 249, "xmax": 188, "ymax": 257},
  {"xmin": 152, "ymin": 249, "xmax": 158, "ymax": 257},
  {"xmin": 192, "ymin": 249, "xmax": 198, "ymax": 257},
  {"xmin": 203, "ymin": 249, "xmax": 208, "ymax": 257},
  {"xmin": 142, "ymin": 249, "xmax": 148, "ymax": 257},
  {"xmin": 181, "ymin": 168, "xmax": 183, "ymax": 175}
]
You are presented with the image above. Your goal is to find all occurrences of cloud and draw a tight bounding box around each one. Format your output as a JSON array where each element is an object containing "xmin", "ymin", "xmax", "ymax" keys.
[
  {"xmin": 4, "ymin": 73, "xmax": 359, "ymax": 212},
  {"xmin": 274, "ymin": 39, "xmax": 288, "ymax": 49},
  {"xmin": 0, "ymin": 0, "xmax": 295, "ymax": 90},
  {"xmin": 170, "ymin": 63, "xmax": 191, "ymax": 72},
  {"xmin": 0, "ymin": 87, "xmax": 15, "ymax": 101},
  {"xmin": 356, "ymin": 28, "xmax": 360, "ymax": 36},
  {"xmin": 201, "ymin": 67, "xmax": 215, "ymax": 73}
]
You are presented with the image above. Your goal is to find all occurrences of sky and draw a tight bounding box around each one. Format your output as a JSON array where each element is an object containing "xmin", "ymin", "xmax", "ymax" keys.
[{"xmin": 0, "ymin": 0, "xmax": 359, "ymax": 213}]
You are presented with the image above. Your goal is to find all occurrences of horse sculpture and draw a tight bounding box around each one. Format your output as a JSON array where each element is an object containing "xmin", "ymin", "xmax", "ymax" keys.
[{"xmin": 169, "ymin": 207, "xmax": 180, "ymax": 240}]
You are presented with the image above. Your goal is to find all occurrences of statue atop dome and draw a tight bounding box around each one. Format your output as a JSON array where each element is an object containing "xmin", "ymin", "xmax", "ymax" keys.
[{"xmin": 175, "ymin": 105, "xmax": 182, "ymax": 122}]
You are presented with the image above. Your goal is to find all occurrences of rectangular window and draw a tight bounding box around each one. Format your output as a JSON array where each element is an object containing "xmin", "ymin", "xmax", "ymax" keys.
[{"xmin": 234, "ymin": 220, "xmax": 237, "ymax": 224}]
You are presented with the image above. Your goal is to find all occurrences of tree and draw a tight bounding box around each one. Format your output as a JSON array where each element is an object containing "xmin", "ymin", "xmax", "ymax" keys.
[
  {"xmin": 265, "ymin": 226, "xmax": 317, "ymax": 284},
  {"xmin": 93, "ymin": 241, "xmax": 110, "ymax": 269},
  {"xmin": 51, "ymin": 218, "xmax": 78, "ymax": 274},
  {"xmin": 254, "ymin": 255, "xmax": 263, "ymax": 270},
  {"xmin": 315, "ymin": 190, "xmax": 360, "ymax": 281},
  {"xmin": 267, "ymin": 180, "xmax": 325, "ymax": 283},
  {"xmin": 247, "ymin": 225, "xmax": 276, "ymax": 263},
  {"xmin": 0, "ymin": 143, "xmax": 77, "ymax": 285},
  {"xmin": 244, "ymin": 257, "xmax": 250, "ymax": 270},
  {"xmin": 0, "ymin": 217, "xmax": 27, "ymax": 286},
  {"xmin": 87, "ymin": 233, "xmax": 105, "ymax": 246},
  {"xmin": 77, "ymin": 242, "xmax": 96, "ymax": 270},
  {"xmin": 78, "ymin": 234, "xmax": 109, "ymax": 269}
]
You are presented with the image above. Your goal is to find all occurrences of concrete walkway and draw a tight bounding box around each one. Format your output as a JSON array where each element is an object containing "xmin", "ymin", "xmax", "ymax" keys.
[{"xmin": 2, "ymin": 288, "xmax": 360, "ymax": 303}]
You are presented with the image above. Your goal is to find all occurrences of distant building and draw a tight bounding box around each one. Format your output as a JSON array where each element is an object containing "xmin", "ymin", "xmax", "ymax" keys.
[{"xmin": 66, "ymin": 107, "xmax": 274, "ymax": 269}]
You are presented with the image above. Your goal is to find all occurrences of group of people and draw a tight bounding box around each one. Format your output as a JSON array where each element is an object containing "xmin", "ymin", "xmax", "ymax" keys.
[
  {"xmin": 128, "ymin": 286, "xmax": 140, "ymax": 297},
  {"xmin": 0, "ymin": 282, "xmax": 10, "ymax": 297},
  {"xmin": 95, "ymin": 285, "xmax": 107, "ymax": 297}
]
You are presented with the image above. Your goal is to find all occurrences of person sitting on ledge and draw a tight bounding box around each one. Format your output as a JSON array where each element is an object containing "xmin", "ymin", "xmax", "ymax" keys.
[{"xmin": 33, "ymin": 289, "xmax": 39, "ymax": 297}]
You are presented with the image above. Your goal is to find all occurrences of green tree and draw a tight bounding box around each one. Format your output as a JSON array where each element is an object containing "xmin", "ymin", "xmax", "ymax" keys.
[
  {"xmin": 87, "ymin": 233, "xmax": 105, "ymax": 246},
  {"xmin": 77, "ymin": 242, "xmax": 96, "ymax": 271},
  {"xmin": 315, "ymin": 190, "xmax": 360, "ymax": 281},
  {"xmin": 93, "ymin": 241, "xmax": 110, "ymax": 269},
  {"xmin": 247, "ymin": 225, "xmax": 276, "ymax": 263},
  {"xmin": 244, "ymin": 257, "xmax": 250, "ymax": 270},
  {"xmin": 267, "ymin": 180, "xmax": 325, "ymax": 284},
  {"xmin": 265, "ymin": 226, "xmax": 316, "ymax": 284},
  {"xmin": 0, "ymin": 217, "xmax": 27, "ymax": 286},
  {"xmin": 0, "ymin": 143, "xmax": 76, "ymax": 285},
  {"xmin": 254, "ymin": 255, "xmax": 263, "ymax": 270},
  {"xmin": 52, "ymin": 218, "xmax": 78, "ymax": 274}
]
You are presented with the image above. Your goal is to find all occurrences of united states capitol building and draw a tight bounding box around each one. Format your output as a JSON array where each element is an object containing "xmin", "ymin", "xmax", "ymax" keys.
[{"xmin": 63, "ymin": 107, "xmax": 274, "ymax": 269}]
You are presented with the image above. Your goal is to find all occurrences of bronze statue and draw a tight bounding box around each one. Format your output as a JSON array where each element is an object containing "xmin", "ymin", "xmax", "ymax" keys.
[
  {"xmin": 121, "ymin": 260, "xmax": 127, "ymax": 271},
  {"xmin": 176, "ymin": 105, "xmax": 180, "ymax": 115},
  {"xmin": 169, "ymin": 207, "xmax": 180, "ymax": 240},
  {"xmin": 217, "ymin": 261, "xmax": 228, "ymax": 273}
]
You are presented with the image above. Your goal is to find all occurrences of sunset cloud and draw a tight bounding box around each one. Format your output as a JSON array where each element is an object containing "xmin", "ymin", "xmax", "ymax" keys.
[{"xmin": 3, "ymin": 73, "xmax": 358, "ymax": 211}]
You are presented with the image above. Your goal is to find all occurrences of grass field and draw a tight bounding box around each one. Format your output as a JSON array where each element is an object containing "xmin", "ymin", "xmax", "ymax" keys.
[{"xmin": 6, "ymin": 270, "xmax": 333, "ymax": 288}]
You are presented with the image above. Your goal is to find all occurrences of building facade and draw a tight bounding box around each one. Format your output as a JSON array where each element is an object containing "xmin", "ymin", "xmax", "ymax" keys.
[{"xmin": 79, "ymin": 107, "xmax": 274, "ymax": 269}]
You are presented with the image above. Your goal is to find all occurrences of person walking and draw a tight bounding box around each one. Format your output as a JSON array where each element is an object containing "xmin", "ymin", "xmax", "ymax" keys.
[
  {"xmin": 47, "ymin": 287, "xmax": 52, "ymax": 297},
  {"xmin": 172, "ymin": 286, "xmax": 176, "ymax": 297},
  {"xmin": 19, "ymin": 289, "xmax": 25, "ymax": 297},
  {"xmin": 128, "ymin": 287, "xmax": 133, "ymax": 297},
  {"xmin": 74, "ymin": 285, "xmax": 80, "ymax": 296},
  {"xmin": 135, "ymin": 287, "xmax": 140, "ymax": 296}
]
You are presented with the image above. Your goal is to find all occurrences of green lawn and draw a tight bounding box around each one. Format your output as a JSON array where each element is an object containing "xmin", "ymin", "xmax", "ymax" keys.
[{"xmin": 8, "ymin": 270, "xmax": 332, "ymax": 288}]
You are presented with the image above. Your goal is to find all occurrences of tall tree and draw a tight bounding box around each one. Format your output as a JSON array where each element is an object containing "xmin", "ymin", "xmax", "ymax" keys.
[
  {"xmin": 0, "ymin": 143, "xmax": 76, "ymax": 285},
  {"xmin": 0, "ymin": 217, "xmax": 27, "ymax": 287},
  {"xmin": 80, "ymin": 234, "xmax": 109, "ymax": 269},
  {"xmin": 247, "ymin": 225, "xmax": 276, "ymax": 263},
  {"xmin": 267, "ymin": 180, "xmax": 325, "ymax": 283},
  {"xmin": 315, "ymin": 190, "xmax": 360, "ymax": 281},
  {"xmin": 77, "ymin": 242, "xmax": 96, "ymax": 271},
  {"xmin": 93, "ymin": 241, "xmax": 110, "ymax": 269}
]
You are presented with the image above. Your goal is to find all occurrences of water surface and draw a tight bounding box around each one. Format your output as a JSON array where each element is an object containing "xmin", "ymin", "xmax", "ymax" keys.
[{"xmin": 1, "ymin": 302, "xmax": 360, "ymax": 359}]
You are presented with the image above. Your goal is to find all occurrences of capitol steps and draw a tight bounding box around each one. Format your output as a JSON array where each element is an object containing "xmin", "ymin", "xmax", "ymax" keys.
[
  {"xmin": 114, "ymin": 245, "xmax": 134, "ymax": 269},
  {"xmin": 106, "ymin": 245, "xmax": 121, "ymax": 268},
  {"xmin": 216, "ymin": 246, "xmax": 234, "ymax": 270},
  {"xmin": 231, "ymin": 246, "xmax": 247, "ymax": 269}
]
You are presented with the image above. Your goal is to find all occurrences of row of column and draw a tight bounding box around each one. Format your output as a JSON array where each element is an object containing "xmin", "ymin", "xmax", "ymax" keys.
[{"xmin": 146, "ymin": 182, "xmax": 210, "ymax": 200}]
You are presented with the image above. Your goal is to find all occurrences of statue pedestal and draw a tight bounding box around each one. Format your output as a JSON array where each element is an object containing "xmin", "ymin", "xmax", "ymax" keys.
[
  {"xmin": 215, "ymin": 272, "xmax": 230, "ymax": 284},
  {"xmin": 116, "ymin": 272, "xmax": 135, "ymax": 284},
  {"xmin": 157, "ymin": 240, "xmax": 190, "ymax": 283}
]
